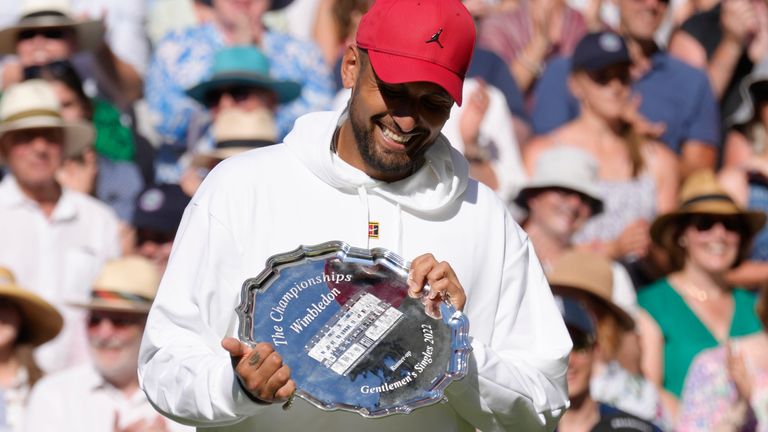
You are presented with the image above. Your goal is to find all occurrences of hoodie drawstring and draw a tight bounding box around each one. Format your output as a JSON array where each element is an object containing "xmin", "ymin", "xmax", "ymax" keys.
[{"xmin": 357, "ymin": 185, "xmax": 370, "ymax": 249}]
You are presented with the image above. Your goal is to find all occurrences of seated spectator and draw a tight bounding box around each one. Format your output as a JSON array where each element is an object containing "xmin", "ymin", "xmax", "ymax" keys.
[
  {"xmin": 677, "ymin": 286, "xmax": 768, "ymax": 431},
  {"xmin": 24, "ymin": 256, "xmax": 192, "ymax": 431},
  {"xmin": 22, "ymin": 59, "xmax": 149, "ymax": 223},
  {"xmin": 0, "ymin": 267, "xmax": 62, "ymax": 432},
  {"xmin": 131, "ymin": 185, "xmax": 190, "ymax": 274},
  {"xmin": 0, "ymin": 0, "xmax": 143, "ymax": 108},
  {"xmin": 145, "ymin": 0, "xmax": 334, "ymax": 183},
  {"xmin": 719, "ymin": 58, "xmax": 768, "ymax": 288},
  {"xmin": 553, "ymin": 294, "xmax": 661, "ymax": 432},
  {"xmin": 0, "ymin": 80, "xmax": 120, "ymax": 373},
  {"xmin": 477, "ymin": 0, "xmax": 588, "ymax": 96},
  {"xmin": 184, "ymin": 45, "xmax": 300, "ymax": 156},
  {"xmin": 531, "ymin": 0, "xmax": 721, "ymax": 178},
  {"xmin": 668, "ymin": 0, "xmax": 768, "ymax": 125},
  {"xmin": 525, "ymin": 32, "xmax": 678, "ymax": 274},
  {"xmin": 638, "ymin": 169, "xmax": 766, "ymax": 422},
  {"xmin": 548, "ymin": 251, "xmax": 668, "ymax": 428},
  {"xmin": 180, "ymin": 107, "xmax": 279, "ymax": 197}
]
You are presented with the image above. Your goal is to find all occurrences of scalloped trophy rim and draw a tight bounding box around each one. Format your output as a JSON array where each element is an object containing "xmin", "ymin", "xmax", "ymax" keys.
[{"xmin": 235, "ymin": 240, "xmax": 472, "ymax": 418}]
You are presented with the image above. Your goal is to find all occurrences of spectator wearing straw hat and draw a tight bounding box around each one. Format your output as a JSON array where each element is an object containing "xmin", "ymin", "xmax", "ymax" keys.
[
  {"xmin": 638, "ymin": 169, "xmax": 766, "ymax": 422},
  {"xmin": 0, "ymin": 80, "xmax": 120, "ymax": 373},
  {"xmin": 552, "ymin": 294, "xmax": 661, "ymax": 432},
  {"xmin": 0, "ymin": 0, "xmax": 144, "ymax": 108},
  {"xmin": 180, "ymin": 107, "xmax": 280, "ymax": 197},
  {"xmin": 0, "ymin": 267, "xmax": 62, "ymax": 432},
  {"xmin": 548, "ymin": 251, "xmax": 668, "ymax": 429},
  {"xmin": 24, "ymin": 256, "xmax": 192, "ymax": 432}
]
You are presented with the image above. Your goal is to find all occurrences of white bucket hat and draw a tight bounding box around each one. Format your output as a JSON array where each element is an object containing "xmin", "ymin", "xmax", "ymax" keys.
[
  {"xmin": 0, "ymin": 0, "xmax": 105, "ymax": 54},
  {"xmin": 0, "ymin": 79, "xmax": 94, "ymax": 160},
  {"xmin": 514, "ymin": 146, "xmax": 604, "ymax": 214}
]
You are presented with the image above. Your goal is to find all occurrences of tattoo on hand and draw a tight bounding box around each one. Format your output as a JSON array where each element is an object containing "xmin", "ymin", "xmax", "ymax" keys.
[{"xmin": 248, "ymin": 351, "xmax": 261, "ymax": 366}]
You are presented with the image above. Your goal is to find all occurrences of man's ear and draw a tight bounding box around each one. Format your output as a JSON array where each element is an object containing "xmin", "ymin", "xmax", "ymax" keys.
[{"xmin": 340, "ymin": 45, "xmax": 360, "ymax": 89}]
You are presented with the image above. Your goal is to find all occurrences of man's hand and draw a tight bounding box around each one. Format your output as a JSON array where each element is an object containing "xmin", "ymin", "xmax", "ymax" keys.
[
  {"xmin": 221, "ymin": 338, "xmax": 296, "ymax": 404},
  {"xmin": 406, "ymin": 254, "xmax": 467, "ymax": 319}
]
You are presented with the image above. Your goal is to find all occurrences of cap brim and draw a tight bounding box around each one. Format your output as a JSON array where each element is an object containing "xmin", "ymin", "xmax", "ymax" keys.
[
  {"xmin": 367, "ymin": 50, "xmax": 463, "ymax": 106},
  {"xmin": 70, "ymin": 299, "xmax": 151, "ymax": 314},
  {"xmin": 551, "ymin": 284, "xmax": 635, "ymax": 330},
  {"xmin": 186, "ymin": 75, "xmax": 302, "ymax": 105}
]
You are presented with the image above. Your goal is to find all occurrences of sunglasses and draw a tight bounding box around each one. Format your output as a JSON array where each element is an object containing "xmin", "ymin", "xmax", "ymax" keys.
[
  {"xmin": 203, "ymin": 86, "xmax": 257, "ymax": 108},
  {"xmin": 587, "ymin": 67, "xmax": 632, "ymax": 86},
  {"xmin": 87, "ymin": 313, "xmax": 145, "ymax": 328},
  {"xmin": 17, "ymin": 28, "xmax": 69, "ymax": 41},
  {"xmin": 688, "ymin": 214, "xmax": 743, "ymax": 233},
  {"xmin": 22, "ymin": 59, "xmax": 74, "ymax": 81}
]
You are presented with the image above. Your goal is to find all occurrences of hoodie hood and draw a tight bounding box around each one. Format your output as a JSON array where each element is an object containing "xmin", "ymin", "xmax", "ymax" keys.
[{"xmin": 283, "ymin": 110, "xmax": 469, "ymax": 216}]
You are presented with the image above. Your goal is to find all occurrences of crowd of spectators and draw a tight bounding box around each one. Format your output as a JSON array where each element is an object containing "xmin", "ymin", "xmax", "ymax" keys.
[{"xmin": 0, "ymin": 0, "xmax": 766, "ymax": 430}]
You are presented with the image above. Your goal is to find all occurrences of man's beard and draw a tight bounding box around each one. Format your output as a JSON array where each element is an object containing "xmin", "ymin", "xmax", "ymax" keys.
[{"xmin": 348, "ymin": 103, "xmax": 426, "ymax": 178}]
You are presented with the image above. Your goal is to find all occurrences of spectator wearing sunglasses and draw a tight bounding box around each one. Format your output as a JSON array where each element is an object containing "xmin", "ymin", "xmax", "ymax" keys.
[
  {"xmin": 184, "ymin": 45, "xmax": 300, "ymax": 157},
  {"xmin": 0, "ymin": 0, "xmax": 143, "ymax": 109},
  {"xmin": 24, "ymin": 256, "xmax": 192, "ymax": 431},
  {"xmin": 525, "ymin": 32, "xmax": 679, "ymax": 284},
  {"xmin": 531, "ymin": 0, "xmax": 721, "ymax": 179},
  {"xmin": 638, "ymin": 169, "xmax": 766, "ymax": 424}
]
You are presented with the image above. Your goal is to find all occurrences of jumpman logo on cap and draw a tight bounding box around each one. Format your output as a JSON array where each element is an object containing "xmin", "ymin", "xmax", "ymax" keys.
[{"xmin": 425, "ymin": 28, "xmax": 444, "ymax": 48}]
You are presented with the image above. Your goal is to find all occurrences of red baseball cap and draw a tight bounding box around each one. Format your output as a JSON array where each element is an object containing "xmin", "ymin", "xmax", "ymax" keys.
[{"xmin": 355, "ymin": 0, "xmax": 476, "ymax": 106}]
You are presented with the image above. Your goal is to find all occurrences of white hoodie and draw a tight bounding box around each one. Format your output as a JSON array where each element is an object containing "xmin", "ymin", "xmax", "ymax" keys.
[{"xmin": 138, "ymin": 110, "xmax": 571, "ymax": 432}]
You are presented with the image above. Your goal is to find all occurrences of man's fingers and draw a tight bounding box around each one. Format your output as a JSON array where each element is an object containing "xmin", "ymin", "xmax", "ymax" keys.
[
  {"xmin": 221, "ymin": 337, "xmax": 247, "ymax": 358},
  {"xmin": 408, "ymin": 254, "xmax": 436, "ymax": 296}
]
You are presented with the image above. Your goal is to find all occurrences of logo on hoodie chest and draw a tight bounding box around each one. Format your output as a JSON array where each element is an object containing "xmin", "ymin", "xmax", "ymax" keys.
[{"xmin": 368, "ymin": 222, "xmax": 380, "ymax": 239}]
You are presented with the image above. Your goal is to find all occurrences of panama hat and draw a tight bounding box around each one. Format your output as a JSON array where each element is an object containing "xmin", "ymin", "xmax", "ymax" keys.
[
  {"xmin": 0, "ymin": 267, "xmax": 63, "ymax": 347},
  {"xmin": 193, "ymin": 108, "xmax": 277, "ymax": 166},
  {"xmin": 186, "ymin": 45, "xmax": 302, "ymax": 105},
  {"xmin": 514, "ymin": 146, "xmax": 604, "ymax": 215},
  {"xmin": 548, "ymin": 250, "xmax": 635, "ymax": 330},
  {"xmin": 0, "ymin": 0, "xmax": 105, "ymax": 54},
  {"xmin": 650, "ymin": 170, "xmax": 766, "ymax": 250},
  {"xmin": 0, "ymin": 80, "xmax": 94, "ymax": 161},
  {"xmin": 73, "ymin": 256, "xmax": 160, "ymax": 314}
]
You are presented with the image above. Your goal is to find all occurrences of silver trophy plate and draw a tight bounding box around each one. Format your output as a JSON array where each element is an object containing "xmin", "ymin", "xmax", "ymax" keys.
[{"xmin": 236, "ymin": 241, "xmax": 471, "ymax": 417}]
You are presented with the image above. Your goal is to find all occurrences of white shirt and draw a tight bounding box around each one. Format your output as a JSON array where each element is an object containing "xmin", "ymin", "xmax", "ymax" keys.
[
  {"xmin": 139, "ymin": 110, "xmax": 571, "ymax": 431},
  {"xmin": 24, "ymin": 363, "xmax": 193, "ymax": 432},
  {"xmin": 0, "ymin": 176, "xmax": 120, "ymax": 372}
]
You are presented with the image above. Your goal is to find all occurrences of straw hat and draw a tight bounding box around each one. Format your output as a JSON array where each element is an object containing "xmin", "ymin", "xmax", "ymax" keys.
[
  {"xmin": 0, "ymin": 80, "xmax": 94, "ymax": 160},
  {"xmin": 73, "ymin": 256, "xmax": 160, "ymax": 314},
  {"xmin": 0, "ymin": 0, "xmax": 105, "ymax": 54},
  {"xmin": 193, "ymin": 108, "xmax": 277, "ymax": 165},
  {"xmin": 548, "ymin": 250, "xmax": 635, "ymax": 330},
  {"xmin": 514, "ymin": 146, "xmax": 604, "ymax": 215},
  {"xmin": 650, "ymin": 170, "xmax": 766, "ymax": 250},
  {"xmin": 186, "ymin": 45, "xmax": 302, "ymax": 105},
  {"xmin": 0, "ymin": 267, "xmax": 63, "ymax": 347}
]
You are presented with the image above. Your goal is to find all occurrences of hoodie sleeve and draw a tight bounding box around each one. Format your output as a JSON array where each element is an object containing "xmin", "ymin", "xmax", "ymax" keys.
[
  {"xmin": 138, "ymin": 173, "xmax": 266, "ymax": 427},
  {"xmin": 445, "ymin": 209, "xmax": 571, "ymax": 431}
]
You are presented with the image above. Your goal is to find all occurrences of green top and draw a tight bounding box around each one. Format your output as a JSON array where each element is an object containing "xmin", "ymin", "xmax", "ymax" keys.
[
  {"xmin": 638, "ymin": 278, "xmax": 761, "ymax": 397},
  {"xmin": 92, "ymin": 98, "xmax": 135, "ymax": 161}
]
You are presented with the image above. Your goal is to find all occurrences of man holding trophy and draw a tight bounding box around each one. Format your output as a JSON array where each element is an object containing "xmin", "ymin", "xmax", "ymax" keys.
[{"xmin": 138, "ymin": 0, "xmax": 571, "ymax": 430}]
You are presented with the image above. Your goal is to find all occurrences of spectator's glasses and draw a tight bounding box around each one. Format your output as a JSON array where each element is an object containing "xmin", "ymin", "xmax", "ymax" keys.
[
  {"xmin": 688, "ymin": 214, "xmax": 743, "ymax": 233},
  {"xmin": 87, "ymin": 313, "xmax": 145, "ymax": 328},
  {"xmin": 22, "ymin": 59, "xmax": 73, "ymax": 81},
  {"xmin": 203, "ymin": 86, "xmax": 257, "ymax": 108},
  {"xmin": 17, "ymin": 28, "xmax": 70, "ymax": 41},
  {"xmin": 586, "ymin": 67, "xmax": 631, "ymax": 86}
]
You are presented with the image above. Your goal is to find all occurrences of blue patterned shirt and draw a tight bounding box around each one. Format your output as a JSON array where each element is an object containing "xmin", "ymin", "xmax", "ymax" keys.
[{"xmin": 145, "ymin": 22, "xmax": 334, "ymax": 147}]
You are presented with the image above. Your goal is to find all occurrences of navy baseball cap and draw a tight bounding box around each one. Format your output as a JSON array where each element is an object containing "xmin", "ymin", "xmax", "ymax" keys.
[
  {"xmin": 554, "ymin": 295, "xmax": 597, "ymax": 340},
  {"xmin": 133, "ymin": 184, "xmax": 190, "ymax": 235},
  {"xmin": 571, "ymin": 31, "xmax": 631, "ymax": 72}
]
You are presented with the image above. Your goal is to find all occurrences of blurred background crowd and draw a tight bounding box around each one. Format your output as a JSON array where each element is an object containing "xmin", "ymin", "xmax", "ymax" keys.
[{"xmin": 0, "ymin": 0, "xmax": 765, "ymax": 430}]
